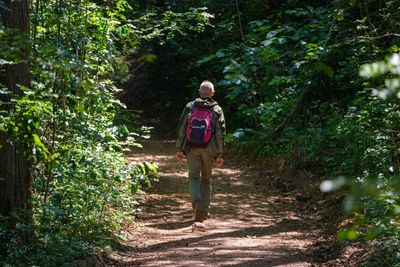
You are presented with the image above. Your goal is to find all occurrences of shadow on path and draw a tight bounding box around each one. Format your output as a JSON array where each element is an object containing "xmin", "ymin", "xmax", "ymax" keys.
[{"xmin": 108, "ymin": 139, "xmax": 343, "ymax": 267}]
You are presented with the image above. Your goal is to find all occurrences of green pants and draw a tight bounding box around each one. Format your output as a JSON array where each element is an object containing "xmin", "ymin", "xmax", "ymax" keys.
[{"xmin": 186, "ymin": 147, "xmax": 213, "ymax": 213}]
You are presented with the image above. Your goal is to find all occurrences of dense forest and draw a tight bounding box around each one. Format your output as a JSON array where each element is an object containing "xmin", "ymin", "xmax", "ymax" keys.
[{"xmin": 1, "ymin": 0, "xmax": 400, "ymax": 265}]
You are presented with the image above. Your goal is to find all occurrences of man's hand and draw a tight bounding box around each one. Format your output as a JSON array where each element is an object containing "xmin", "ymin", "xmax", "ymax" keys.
[
  {"xmin": 215, "ymin": 154, "xmax": 224, "ymax": 167},
  {"xmin": 176, "ymin": 151, "xmax": 185, "ymax": 161}
]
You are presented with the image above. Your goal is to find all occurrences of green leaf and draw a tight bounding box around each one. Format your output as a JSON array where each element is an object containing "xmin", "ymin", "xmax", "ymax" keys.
[
  {"xmin": 138, "ymin": 53, "xmax": 157, "ymax": 62},
  {"xmin": 315, "ymin": 62, "xmax": 333, "ymax": 79},
  {"xmin": 216, "ymin": 51, "xmax": 225, "ymax": 58},
  {"xmin": 338, "ymin": 228, "xmax": 359, "ymax": 241},
  {"xmin": 196, "ymin": 54, "xmax": 216, "ymax": 65},
  {"xmin": 32, "ymin": 134, "xmax": 49, "ymax": 155}
]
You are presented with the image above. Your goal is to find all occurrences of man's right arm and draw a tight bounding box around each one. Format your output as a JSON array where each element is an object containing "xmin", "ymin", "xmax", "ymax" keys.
[{"xmin": 175, "ymin": 103, "xmax": 191, "ymax": 151}]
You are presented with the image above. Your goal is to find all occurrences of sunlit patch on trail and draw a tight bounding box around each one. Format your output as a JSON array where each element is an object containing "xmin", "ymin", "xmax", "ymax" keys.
[{"xmin": 213, "ymin": 168, "xmax": 241, "ymax": 176}]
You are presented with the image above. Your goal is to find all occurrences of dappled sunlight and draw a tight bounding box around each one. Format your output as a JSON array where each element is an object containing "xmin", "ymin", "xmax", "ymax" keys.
[
  {"xmin": 213, "ymin": 167, "xmax": 242, "ymax": 176},
  {"xmin": 110, "ymin": 140, "xmax": 329, "ymax": 266},
  {"xmin": 126, "ymin": 154, "xmax": 175, "ymax": 163}
]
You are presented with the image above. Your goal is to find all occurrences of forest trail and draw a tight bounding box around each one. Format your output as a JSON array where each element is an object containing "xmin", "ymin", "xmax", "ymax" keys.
[{"xmin": 107, "ymin": 140, "xmax": 360, "ymax": 267}]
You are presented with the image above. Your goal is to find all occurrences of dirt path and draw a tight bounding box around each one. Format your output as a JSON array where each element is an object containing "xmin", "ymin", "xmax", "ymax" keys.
[{"xmin": 107, "ymin": 140, "xmax": 363, "ymax": 267}]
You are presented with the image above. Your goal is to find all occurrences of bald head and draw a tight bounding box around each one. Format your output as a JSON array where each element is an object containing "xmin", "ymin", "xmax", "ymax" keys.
[{"xmin": 199, "ymin": 80, "xmax": 215, "ymax": 98}]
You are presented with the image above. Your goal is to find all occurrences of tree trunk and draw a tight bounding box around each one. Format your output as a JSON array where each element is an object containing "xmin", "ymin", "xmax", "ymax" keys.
[{"xmin": 0, "ymin": 0, "xmax": 32, "ymax": 245}]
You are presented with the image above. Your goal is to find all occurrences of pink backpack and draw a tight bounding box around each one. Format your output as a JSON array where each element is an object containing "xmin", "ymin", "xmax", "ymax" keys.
[{"xmin": 186, "ymin": 103, "xmax": 213, "ymax": 147}]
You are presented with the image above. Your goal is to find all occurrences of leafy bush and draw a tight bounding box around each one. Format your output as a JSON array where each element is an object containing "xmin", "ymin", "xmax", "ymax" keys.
[
  {"xmin": 0, "ymin": 0, "xmax": 159, "ymax": 265},
  {"xmin": 196, "ymin": 1, "xmax": 400, "ymax": 263}
]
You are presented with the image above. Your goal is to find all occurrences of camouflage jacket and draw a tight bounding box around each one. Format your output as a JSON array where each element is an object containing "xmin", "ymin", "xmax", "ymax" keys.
[{"xmin": 175, "ymin": 97, "xmax": 226, "ymax": 156}]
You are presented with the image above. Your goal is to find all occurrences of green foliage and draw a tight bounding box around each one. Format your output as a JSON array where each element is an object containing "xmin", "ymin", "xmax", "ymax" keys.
[
  {"xmin": 163, "ymin": 0, "xmax": 400, "ymax": 264},
  {"xmin": 333, "ymin": 53, "xmax": 400, "ymax": 265},
  {"xmin": 0, "ymin": 0, "xmax": 215, "ymax": 263},
  {"xmin": 209, "ymin": 1, "xmax": 400, "ymax": 264},
  {"xmin": 118, "ymin": 7, "xmax": 400, "ymax": 265},
  {"xmin": 120, "ymin": 0, "xmax": 245, "ymax": 121},
  {"xmin": 0, "ymin": 0, "xmax": 159, "ymax": 265},
  {"xmin": 362, "ymin": 239, "xmax": 400, "ymax": 266},
  {"xmin": 2, "ymin": 0, "xmax": 400, "ymax": 265},
  {"xmin": 202, "ymin": 4, "xmax": 335, "ymax": 157},
  {"xmin": 117, "ymin": 1, "xmax": 400, "ymax": 264},
  {"xmin": 360, "ymin": 53, "xmax": 400, "ymax": 99}
]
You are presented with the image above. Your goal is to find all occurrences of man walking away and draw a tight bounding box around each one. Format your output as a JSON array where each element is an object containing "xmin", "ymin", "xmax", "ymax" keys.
[{"xmin": 176, "ymin": 80, "xmax": 226, "ymax": 223}]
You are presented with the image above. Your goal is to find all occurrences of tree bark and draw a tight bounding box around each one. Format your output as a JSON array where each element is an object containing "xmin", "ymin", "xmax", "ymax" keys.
[
  {"xmin": 235, "ymin": 0, "xmax": 244, "ymax": 40},
  {"xmin": 0, "ymin": 0, "xmax": 32, "ymax": 245}
]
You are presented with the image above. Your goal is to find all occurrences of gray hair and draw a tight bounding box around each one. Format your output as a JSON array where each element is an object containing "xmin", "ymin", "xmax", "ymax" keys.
[{"xmin": 199, "ymin": 80, "xmax": 214, "ymax": 94}]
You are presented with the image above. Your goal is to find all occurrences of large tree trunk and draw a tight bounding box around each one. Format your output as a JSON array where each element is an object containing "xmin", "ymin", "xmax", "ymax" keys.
[{"xmin": 0, "ymin": 0, "xmax": 32, "ymax": 245}]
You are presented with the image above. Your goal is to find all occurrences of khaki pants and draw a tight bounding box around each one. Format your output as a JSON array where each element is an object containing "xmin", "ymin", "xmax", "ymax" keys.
[{"xmin": 186, "ymin": 147, "xmax": 213, "ymax": 214}]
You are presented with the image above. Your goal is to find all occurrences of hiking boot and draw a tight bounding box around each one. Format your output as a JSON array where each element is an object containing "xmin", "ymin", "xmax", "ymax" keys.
[{"xmin": 192, "ymin": 221, "xmax": 207, "ymax": 232}]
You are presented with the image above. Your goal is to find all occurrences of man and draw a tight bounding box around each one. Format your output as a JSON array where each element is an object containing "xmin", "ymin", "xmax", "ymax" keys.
[{"xmin": 176, "ymin": 80, "xmax": 226, "ymax": 223}]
